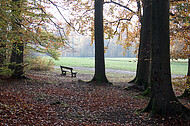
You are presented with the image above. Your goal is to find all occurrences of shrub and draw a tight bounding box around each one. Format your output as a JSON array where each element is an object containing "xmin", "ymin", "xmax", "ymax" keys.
[
  {"xmin": 26, "ymin": 57, "xmax": 55, "ymax": 71},
  {"xmin": 0, "ymin": 64, "xmax": 13, "ymax": 76}
]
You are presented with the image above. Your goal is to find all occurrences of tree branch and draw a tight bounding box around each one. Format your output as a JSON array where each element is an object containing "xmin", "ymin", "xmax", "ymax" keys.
[
  {"xmin": 48, "ymin": 0, "xmax": 81, "ymax": 35},
  {"xmin": 170, "ymin": 0, "xmax": 187, "ymax": 2},
  {"xmin": 106, "ymin": 18, "xmax": 132, "ymax": 35},
  {"xmin": 107, "ymin": 18, "xmax": 132, "ymax": 24},
  {"xmin": 104, "ymin": 0, "xmax": 136, "ymax": 15},
  {"xmin": 39, "ymin": 7, "xmax": 74, "ymax": 50}
]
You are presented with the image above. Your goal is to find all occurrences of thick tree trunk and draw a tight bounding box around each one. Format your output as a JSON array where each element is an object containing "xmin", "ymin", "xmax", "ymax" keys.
[
  {"xmin": 144, "ymin": 0, "xmax": 189, "ymax": 116},
  {"xmin": 129, "ymin": 0, "xmax": 151, "ymax": 90},
  {"xmin": 9, "ymin": 0, "xmax": 24, "ymax": 79},
  {"xmin": 90, "ymin": 0, "xmax": 109, "ymax": 84}
]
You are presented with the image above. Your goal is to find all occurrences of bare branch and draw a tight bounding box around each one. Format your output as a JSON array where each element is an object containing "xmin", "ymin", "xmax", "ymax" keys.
[
  {"xmin": 48, "ymin": 0, "xmax": 81, "ymax": 35},
  {"xmin": 170, "ymin": 0, "xmax": 187, "ymax": 2},
  {"xmin": 106, "ymin": 18, "xmax": 132, "ymax": 35},
  {"xmin": 40, "ymin": 7, "xmax": 74, "ymax": 50},
  {"xmin": 104, "ymin": 0, "xmax": 136, "ymax": 15},
  {"xmin": 107, "ymin": 18, "xmax": 132, "ymax": 24}
]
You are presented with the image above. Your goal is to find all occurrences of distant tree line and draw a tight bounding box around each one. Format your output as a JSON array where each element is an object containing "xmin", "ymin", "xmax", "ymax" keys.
[{"xmin": 60, "ymin": 35, "xmax": 136, "ymax": 58}]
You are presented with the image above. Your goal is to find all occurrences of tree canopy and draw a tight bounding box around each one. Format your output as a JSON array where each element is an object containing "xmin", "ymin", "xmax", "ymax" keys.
[{"xmin": 0, "ymin": 0, "xmax": 70, "ymax": 77}]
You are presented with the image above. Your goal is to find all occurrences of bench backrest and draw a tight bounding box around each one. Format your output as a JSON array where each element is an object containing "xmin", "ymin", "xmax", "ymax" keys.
[{"xmin": 60, "ymin": 66, "xmax": 73, "ymax": 71}]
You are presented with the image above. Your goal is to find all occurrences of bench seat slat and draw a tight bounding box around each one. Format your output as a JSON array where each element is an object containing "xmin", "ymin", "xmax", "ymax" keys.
[{"xmin": 62, "ymin": 70, "xmax": 71, "ymax": 72}]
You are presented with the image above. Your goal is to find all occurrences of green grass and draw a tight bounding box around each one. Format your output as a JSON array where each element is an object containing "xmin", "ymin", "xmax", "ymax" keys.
[
  {"xmin": 53, "ymin": 57, "xmax": 95, "ymax": 68},
  {"xmin": 50, "ymin": 57, "xmax": 188, "ymax": 75},
  {"xmin": 105, "ymin": 58, "xmax": 137, "ymax": 71},
  {"xmin": 170, "ymin": 61, "xmax": 188, "ymax": 75}
]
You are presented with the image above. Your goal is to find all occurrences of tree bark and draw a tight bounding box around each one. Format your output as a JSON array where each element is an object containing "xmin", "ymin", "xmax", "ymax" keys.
[
  {"xmin": 9, "ymin": 0, "xmax": 24, "ymax": 79},
  {"xmin": 0, "ymin": 14, "xmax": 7, "ymax": 67},
  {"xmin": 90, "ymin": 0, "xmax": 109, "ymax": 84},
  {"xmin": 129, "ymin": 0, "xmax": 151, "ymax": 90},
  {"xmin": 0, "ymin": 44, "xmax": 6, "ymax": 67},
  {"xmin": 144, "ymin": 0, "xmax": 189, "ymax": 116}
]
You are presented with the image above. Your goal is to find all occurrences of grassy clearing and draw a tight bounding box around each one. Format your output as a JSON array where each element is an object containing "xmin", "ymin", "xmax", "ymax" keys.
[
  {"xmin": 50, "ymin": 57, "xmax": 188, "ymax": 75},
  {"xmin": 170, "ymin": 61, "xmax": 188, "ymax": 75},
  {"xmin": 52, "ymin": 57, "xmax": 95, "ymax": 68},
  {"xmin": 53, "ymin": 67, "xmax": 135, "ymax": 84}
]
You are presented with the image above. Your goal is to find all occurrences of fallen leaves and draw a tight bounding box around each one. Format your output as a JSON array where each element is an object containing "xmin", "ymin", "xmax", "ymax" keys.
[{"xmin": 0, "ymin": 70, "xmax": 189, "ymax": 125}]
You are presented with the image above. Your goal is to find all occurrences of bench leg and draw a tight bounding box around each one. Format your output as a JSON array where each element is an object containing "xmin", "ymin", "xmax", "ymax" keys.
[
  {"xmin": 62, "ymin": 71, "xmax": 66, "ymax": 76},
  {"xmin": 71, "ymin": 73, "xmax": 76, "ymax": 77},
  {"xmin": 72, "ymin": 73, "xmax": 76, "ymax": 77}
]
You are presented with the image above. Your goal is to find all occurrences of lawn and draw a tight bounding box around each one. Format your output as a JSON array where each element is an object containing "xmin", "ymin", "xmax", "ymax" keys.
[{"xmin": 50, "ymin": 57, "xmax": 188, "ymax": 75}]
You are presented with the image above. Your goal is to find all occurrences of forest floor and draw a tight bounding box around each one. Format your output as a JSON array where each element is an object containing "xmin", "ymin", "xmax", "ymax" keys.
[{"xmin": 0, "ymin": 69, "xmax": 189, "ymax": 125}]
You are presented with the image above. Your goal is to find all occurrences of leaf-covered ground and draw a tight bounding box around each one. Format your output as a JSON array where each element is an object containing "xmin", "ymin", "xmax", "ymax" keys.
[{"xmin": 0, "ymin": 70, "xmax": 189, "ymax": 125}]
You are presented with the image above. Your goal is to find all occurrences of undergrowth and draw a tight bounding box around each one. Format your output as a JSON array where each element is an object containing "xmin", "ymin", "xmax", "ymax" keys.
[
  {"xmin": 26, "ymin": 57, "xmax": 54, "ymax": 71},
  {"xmin": 172, "ymin": 76, "xmax": 189, "ymax": 96}
]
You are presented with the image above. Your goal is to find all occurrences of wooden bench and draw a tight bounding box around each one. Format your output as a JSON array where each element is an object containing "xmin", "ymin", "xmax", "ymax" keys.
[{"xmin": 60, "ymin": 66, "xmax": 77, "ymax": 77}]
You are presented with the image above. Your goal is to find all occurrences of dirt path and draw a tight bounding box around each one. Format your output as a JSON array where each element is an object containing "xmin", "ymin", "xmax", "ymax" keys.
[
  {"xmin": 55, "ymin": 66, "xmax": 185, "ymax": 78},
  {"xmin": 73, "ymin": 66, "xmax": 136, "ymax": 75}
]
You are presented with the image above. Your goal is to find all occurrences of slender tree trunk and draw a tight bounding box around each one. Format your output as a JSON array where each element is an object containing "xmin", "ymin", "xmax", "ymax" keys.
[
  {"xmin": 0, "ymin": 54, "xmax": 5, "ymax": 67},
  {"xmin": 186, "ymin": 58, "xmax": 190, "ymax": 94},
  {"xmin": 144, "ymin": 0, "xmax": 189, "ymax": 117},
  {"xmin": 9, "ymin": 0, "xmax": 24, "ymax": 78},
  {"xmin": 0, "ymin": 44, "xmax": 6, "ymax": 67},
  {"xmin": 187, "ymin": 58, "xmax": 190, "ymax": 85},
  {"xmin": 0, "ymin": 21, "xmax": 7, "ymax": 67},
  {"xmin": 90, "ymin": 0, "xmax": 109, "ymax": 84},
  {"xmin": 179, "ymin": 58, "xmax": 190, "ymax": 98},
  {"xmin": 129, "ymin": 0, "xmax": 151, "ymax": 90},
  {"xmin": 128, "ymin": 0, "xmax": 141, "ymax": 84}
]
